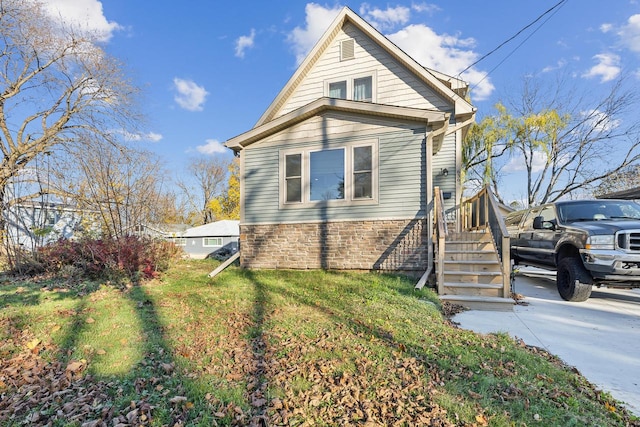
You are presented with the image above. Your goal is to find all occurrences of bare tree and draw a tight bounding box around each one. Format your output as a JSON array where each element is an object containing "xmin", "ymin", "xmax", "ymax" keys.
[
  {"xmin": 176, "ymin": 156, "xmax": 230, "ymax": 225},
  {"xmin": 593, "ymin": 164, "xmax": 640, "ymax": 197},
  {"xmin": 463, "ymin": 73, "xmax": 640, "ymax": 206},
  {"xmin": 0, "ymin": 0, "xmax": 139, "ymax": 248},
  {"xmin": 50, "ymin": 141, "xmax": 175, "ymax": 239}
]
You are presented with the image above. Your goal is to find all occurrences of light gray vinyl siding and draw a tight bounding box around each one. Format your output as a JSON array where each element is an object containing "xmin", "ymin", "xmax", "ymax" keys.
[
  {"xmin": 182, "ymin": 235, "xmax": 239, "ymax": 259},
  {"xmin": 243, "ymin": 114, "xmax": 429, "ymax": 224},
  {"xmin": 432, "ymin": 132, "xmax": 458, "ymax": 212},
  {"xmin": 279, "ymin": 22, "xmax": 451, "ymax": 118}
]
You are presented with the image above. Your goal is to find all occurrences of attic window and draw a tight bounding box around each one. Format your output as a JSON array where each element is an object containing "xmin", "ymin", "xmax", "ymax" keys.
[
  {"xmin": 340, "ymin": 39, "xmax": 355, "ymax": 61},
  {"xmin": 325, "ymin": 73, "xmax": 376, "ymax": 103}
]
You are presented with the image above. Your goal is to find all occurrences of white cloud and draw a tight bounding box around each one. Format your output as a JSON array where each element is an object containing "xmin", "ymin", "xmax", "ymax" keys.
[
  {"xmin": 196, "ymin": 139, "xmax": 227, "ymax": 155},
  {"xmin": 116, "ymin": 130, "xmax": 163, "ymax": 142},
  {"xmin": 287, "ymin": 3, "xmax": 342, "ymax": 65},
  {"xmin": 387, "ymin": 24, "xmax": 494, "ymax": 100},
  {"xmin": 600, "ymin": 23, "xmax": 613, "ymax": 33},
  {"xmin": 359, "ymin": 3, "xmax": 410, "ymax": 31},
  {"xmin": 542, "ymin": 59, "xmax": 567, "ymax": 73},
  {"xmin": 411, "ymin": 3, "xmax": 441, "ymax": 14},
  {"xmin": 173, "ymin": 78, "xmax": 209, "ymax": 111},
  {"xmin": 235, "ymin": 29, "xmax": 256, "ymax": 58},
  {"xmin": 580, "ymin": 109, "xmax": 621, "ymax": 132},
  {"xmin": 42, "ymin": 0, "xmax": 122, "ymax": 42},
  {"xmin": 582, "ymin": 53, "xmax": 621, "ymax": 82},
  {"xmin": 618, "ymin": 13, "xmax": 640, "ymax": 52},
  {"xmin": 504, "ymin": 151, "xmax": 548, "ymax": 173}
]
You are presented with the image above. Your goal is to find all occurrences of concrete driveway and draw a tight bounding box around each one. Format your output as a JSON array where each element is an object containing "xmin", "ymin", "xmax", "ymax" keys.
[{"xmin": 452, "ymin": 268, "xmax": 640, "ymax": 416}]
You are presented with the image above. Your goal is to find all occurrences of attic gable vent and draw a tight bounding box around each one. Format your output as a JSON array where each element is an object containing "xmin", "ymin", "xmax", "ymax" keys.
[{"xmin": 340, "ymin": 38, "xmax": 355, "ymax": 61}]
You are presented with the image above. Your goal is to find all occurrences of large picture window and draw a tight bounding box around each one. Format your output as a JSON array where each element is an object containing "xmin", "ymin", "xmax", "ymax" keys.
[
  {"xmin": 281, "ymin": 140, "xmax": 377, "ymax": 207},
  {"xmin": 310, "ymin": 148, "xmax": 344, "ymax": 201}
]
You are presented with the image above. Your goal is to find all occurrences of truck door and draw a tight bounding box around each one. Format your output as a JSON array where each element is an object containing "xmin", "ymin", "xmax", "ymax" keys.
[
  {"xmin": 531, "ymin": 205, "xmax": 560, "ymax": 265},
  {"xmin": 514, "ymin": 207, "xmax": 541, "ymax": 264}
]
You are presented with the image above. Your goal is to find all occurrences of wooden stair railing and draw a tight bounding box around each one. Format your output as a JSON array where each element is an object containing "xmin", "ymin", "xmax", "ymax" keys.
[{"xmin": 424, "ymin": 185, "xmax": 513, "ymax": 310}]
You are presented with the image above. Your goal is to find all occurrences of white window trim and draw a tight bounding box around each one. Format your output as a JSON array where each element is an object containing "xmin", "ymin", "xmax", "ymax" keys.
[
  {"xmin": 203, "ymin": 237, "xmax": 223, "ymax": 247},
  {"xmin": 279, "ymin": 139, "xmax": 378, "ymax": 209},
  {"xmin": 324, "ymin": 72, "xmax": 377, "ymax": 103}
]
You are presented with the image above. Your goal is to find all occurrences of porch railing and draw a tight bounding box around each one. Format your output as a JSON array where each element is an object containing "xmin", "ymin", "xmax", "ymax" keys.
[{"xmin": 460, "ymin": 185, "xmax": 511, "ymax": 296}]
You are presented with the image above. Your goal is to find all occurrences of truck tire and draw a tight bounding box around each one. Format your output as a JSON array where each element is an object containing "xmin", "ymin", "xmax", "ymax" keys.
[{"xmin": 556, "ymin": 257, "xmax": 593, "ymax": 302}]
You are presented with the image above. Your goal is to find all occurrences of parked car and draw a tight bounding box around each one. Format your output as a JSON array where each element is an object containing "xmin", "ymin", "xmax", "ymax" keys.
[{"xmin": 507, "ymin": 199, "xmax": 640, "ymax": 301}]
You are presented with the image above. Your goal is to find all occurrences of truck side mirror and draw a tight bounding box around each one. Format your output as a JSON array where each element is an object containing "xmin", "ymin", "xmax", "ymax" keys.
[{"xmin": 533, "ymin": 216, "xmax": 555, "ymax": 230}]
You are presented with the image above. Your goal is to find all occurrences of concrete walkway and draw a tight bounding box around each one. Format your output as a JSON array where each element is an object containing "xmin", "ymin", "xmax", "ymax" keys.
[{"xmin": 452, "ymin": 268, "xmax": 640, "ymax": 416}]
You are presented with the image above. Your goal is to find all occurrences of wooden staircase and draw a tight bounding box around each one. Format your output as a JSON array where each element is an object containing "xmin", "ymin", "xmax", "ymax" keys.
[{"xmin": 438, "ymin": 229, "xmax": 514, "ymax": 311}]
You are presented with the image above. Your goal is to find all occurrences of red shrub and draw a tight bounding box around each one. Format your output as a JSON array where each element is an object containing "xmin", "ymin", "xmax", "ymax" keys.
[{"xmin": 36, "ymin": 236, "xmax": 182, "ymax": 283}]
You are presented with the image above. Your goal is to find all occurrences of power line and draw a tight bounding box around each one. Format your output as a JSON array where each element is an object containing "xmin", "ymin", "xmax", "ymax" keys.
[
  {"xmin": 454, "ymin": 0, "xmax": 568, "ymax": 82},
  {"xmin": 469, "ymin": 1, "xmax": 568, "ymax": 93}
]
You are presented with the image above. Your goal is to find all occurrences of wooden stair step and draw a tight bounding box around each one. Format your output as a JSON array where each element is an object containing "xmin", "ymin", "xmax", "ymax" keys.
[
  {"xmin": 445, "ymin": 241, "xmax": 495, "ymax": 249},
  {"xmin": 443, "ymin": 270, "xmax": 502, "ymax": 276},
  {"xmin": 444, "ymin": 260, "xmax": 500, "ymax": 265},
  {"xmin": 443, "ymin": 261, "xmax": 501, "ymax": 273},
  {"xmin": 445, "ymin": 251, "xmax": 498, "ymax": 261},
  {"xmin": 440, "ymin": 295, "xmax": 514, "ymax": 311},
  {"xmin": 442, "ymin": 281, "xmax": 505, "ymax": 297},
  {"xmin": 443, "ymin": 282, "xmax": 503, "ymax": 289},
  {"xmin": 446, "ymin": 250, "xmax": 495, "ymax": 254}
]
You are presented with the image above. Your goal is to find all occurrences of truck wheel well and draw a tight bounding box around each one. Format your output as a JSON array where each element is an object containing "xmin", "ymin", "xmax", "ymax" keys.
[{"xmin": 556, "ymin": 244, "xmax": 580, "ymax": 264}]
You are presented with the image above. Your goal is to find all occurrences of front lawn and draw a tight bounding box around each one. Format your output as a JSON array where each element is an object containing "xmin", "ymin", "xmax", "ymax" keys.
[{"xmin": 1, "ymin": 260, "xmax": 637, "ymax": 426}]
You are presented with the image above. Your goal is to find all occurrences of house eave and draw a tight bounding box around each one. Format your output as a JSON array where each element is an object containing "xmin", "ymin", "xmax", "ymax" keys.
[{"xmin": 226, "ymin": 98, "xmax": 450, "ymax": 151}]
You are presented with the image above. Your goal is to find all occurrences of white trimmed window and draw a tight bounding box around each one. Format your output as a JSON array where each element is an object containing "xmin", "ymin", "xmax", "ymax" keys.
[
  {"xmin": 203, "ymin": 237, "xmax": 223, "ymax": 247},
  {"xmin": 170, "ymin": 237, "xmax": 186, "ymax": 246},
  {"xmin": 280, "ymin": 140, "xmax": 378, "ymax": 208},
  {"xmin": 325, "ymin": 73, "xmax": 375, "ymax": 103}
]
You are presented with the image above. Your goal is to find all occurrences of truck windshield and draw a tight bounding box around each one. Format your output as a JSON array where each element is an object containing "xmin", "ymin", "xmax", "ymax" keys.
[{"xmin": 558, "ymin": 201, "xmax": 640, "ymax": 223}]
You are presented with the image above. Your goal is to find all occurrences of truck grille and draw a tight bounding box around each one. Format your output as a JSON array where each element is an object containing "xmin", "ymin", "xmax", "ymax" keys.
[{"xmin": 617, "ymin": 231, "xmax": 640, "ymax": 251}]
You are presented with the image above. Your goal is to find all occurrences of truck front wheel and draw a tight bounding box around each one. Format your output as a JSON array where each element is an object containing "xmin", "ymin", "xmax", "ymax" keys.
[{"xmin": 557, "ymin": 257, "xmax": 593, "ymax": 302}]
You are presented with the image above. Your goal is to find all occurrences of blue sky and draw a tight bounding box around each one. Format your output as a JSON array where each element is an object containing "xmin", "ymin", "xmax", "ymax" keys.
[{"xmin": 41, "ymin": 0, "xmax": 640, "ymax": 199}]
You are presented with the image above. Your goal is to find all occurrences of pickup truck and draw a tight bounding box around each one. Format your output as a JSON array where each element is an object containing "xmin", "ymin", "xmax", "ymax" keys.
[{"xmin": 507, "ymin": 199, "xmax": 640, "ymax": 301}]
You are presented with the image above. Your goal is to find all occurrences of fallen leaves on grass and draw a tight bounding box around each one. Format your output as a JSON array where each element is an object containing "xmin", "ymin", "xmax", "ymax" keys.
[
  {"xmin": 0, "ymin": 318, "xmax": 183, "ymax": 426},
  {"xmin": 441, "ymin": 301, "xmax": 466, "ymax": 317}
]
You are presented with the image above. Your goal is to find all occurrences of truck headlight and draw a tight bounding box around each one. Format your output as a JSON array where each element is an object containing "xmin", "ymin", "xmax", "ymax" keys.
[{"xmin": 586, "ymin": 235, "xmax": 614, "ymax": 250}]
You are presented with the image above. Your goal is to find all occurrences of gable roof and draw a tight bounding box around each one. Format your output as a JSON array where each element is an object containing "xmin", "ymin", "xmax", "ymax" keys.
[
  {"xmin": 255, "ymin": 6, "xmax": 475, "ymax": 128},
  {"xmin": 226, "ymin": 97, "xmax": 451, "ymax": 152},
  {"xmin": 183, "ymin": 220, "xmax": 240, "ymax": 238}
]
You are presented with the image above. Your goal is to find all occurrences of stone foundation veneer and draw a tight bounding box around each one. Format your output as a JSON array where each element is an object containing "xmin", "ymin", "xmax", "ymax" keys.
[{"xmin": 240, "ymin": 219, "xmax": 428, "ymax": 272}]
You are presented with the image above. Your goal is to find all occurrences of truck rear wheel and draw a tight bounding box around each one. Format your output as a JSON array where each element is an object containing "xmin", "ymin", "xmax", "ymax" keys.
[{"xmin": 557, "ymin": 257, "xmax": 593, "ymax": 302}]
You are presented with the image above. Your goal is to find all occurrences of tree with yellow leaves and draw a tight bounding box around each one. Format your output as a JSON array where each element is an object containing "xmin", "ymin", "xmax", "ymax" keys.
[
  {"xmin": 463, "ymin": 74, "xmax": 640, "ymax": 206},
  {"xmin": 209, "ymin": 158, "xmax": 240, "ymax": 220}
]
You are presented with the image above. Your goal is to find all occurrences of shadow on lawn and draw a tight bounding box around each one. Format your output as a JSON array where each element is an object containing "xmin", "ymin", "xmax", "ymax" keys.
[
  {"xmin": 245, "ymin": 273, "xmax": 271, "ymax": 426},
  {"xmin": 0, "ymin": 278, "xmax": 98, "ymax": 310},
  {"xmin": 0, "ymin": 278, "xmax": 208, "ymax": 426}
]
